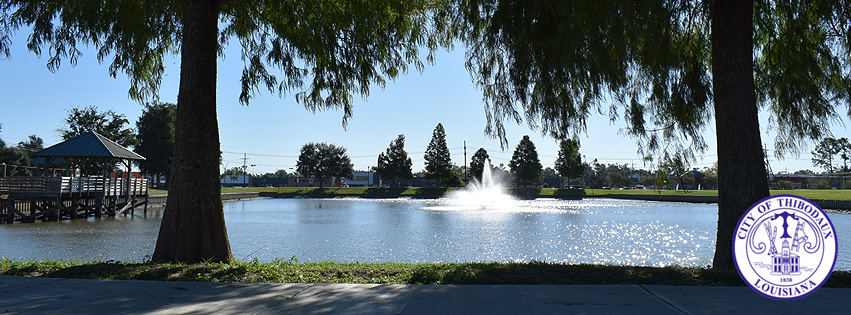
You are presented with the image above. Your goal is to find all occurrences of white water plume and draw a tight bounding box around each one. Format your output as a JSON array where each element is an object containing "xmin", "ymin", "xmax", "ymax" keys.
[{"xmin": 446, "ymin": 159, "xmax": 516, "ymax": 209}]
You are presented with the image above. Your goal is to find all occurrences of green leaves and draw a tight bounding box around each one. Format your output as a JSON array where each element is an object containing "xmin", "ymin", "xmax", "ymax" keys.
[
  {"xmin": 58, "ymin": 105, "xmax": 137, "ymax": 147},
  {"xmin": 296, "ymin": 142, "xmax": 354, "ymax": 188},
  {"xmin": 1, "ymin": 0, "xmax": 181, "ymax": 102},
  {"xmin": 224, "ymin": 0, "xmax": 452, "ymax": 127},
  {"xmin": 135, "ymin": 102, "xmax": 176, "ymax": 180},
  {"xmin": 754, "ymin": 0, "xmax": 851, "ymax": 157},
  {"xmin": 2, "ymin": 0, "xmax": 452, "ymax": 125},
  {"xmin": 460, "ymin": 0, "xmax": 712, "ymax": 163}
]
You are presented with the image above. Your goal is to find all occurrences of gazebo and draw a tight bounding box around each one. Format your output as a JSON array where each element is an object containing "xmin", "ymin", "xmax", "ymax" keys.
[{"xmin": 0, "ymin": 132, "xmax": 149, "ymax": 223}]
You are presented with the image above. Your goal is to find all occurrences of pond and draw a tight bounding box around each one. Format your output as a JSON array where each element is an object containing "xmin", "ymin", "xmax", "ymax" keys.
[{"xmin": 1, "ymin": 198, "xmax": 849, "ymax": 269}]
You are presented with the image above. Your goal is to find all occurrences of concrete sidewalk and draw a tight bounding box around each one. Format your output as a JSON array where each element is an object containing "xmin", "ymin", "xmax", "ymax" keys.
[{"xmin": 1, "ymin": 276, "xmax": 848, "ymax": 314}]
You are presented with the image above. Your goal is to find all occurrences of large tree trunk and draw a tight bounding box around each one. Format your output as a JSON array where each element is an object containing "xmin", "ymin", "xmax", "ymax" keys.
[
  {"xmin": 710, "ymin": 0, "xmax": 769, "ymax": 269},
  {"xmin": 152, "ymin": 0, "xmax": 233, "ymax": 263}
]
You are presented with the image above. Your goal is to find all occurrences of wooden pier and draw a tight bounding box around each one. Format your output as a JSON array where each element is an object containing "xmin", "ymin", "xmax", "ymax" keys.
[{"xmin": 0, "ymin": 176, "xmax": 148, "ymax": 223}]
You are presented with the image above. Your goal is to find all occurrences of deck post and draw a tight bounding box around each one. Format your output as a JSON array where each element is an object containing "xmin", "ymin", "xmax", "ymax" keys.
[
  {"xmin": 54, "ymin": 199, "xmax": 60, "ymax": 221},
  {"xmin": 71, "ymin": 196, "xmax": 79, "ymax": 219},
  {"xmin": 95, "ymin": 192, "xmax": 103, "ymax": 218},
  {"xmin": 4, "ymin": 197, "xmax": 13, "ymax": 223}
]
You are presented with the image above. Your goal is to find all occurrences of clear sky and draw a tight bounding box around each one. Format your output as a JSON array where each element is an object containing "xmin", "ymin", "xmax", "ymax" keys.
[{"xmin": 0, "ymin": 34, "xmax": 847, "ymax": 175}]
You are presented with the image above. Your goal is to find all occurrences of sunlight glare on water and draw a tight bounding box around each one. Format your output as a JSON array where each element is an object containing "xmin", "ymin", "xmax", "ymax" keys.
[{"xmin": 2, "ymin": 197, "xmax": 850, "ymax": 270}]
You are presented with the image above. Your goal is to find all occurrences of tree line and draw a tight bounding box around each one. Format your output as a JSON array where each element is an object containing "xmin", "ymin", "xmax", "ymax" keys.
[{"xmin": 3, "ymin": 106, "xmax": 834, "ymax": 193}]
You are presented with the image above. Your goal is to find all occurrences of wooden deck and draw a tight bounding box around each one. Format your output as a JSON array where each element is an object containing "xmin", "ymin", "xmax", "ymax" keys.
[{"xmin": 0, "ymin": 176, "xmax": 149, "ymax": 223}]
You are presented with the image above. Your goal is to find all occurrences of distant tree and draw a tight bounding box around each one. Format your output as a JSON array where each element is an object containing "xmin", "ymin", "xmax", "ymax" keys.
[
  {"xmin": 542, "ymin": 167, "xmax": 558, "ymax": 179},
  {"xmin": 700, "ymin": 164, "xmax": 718, "ymax": 190},
  {"xmin": 794, "ymin": 169, "xmax": 816, "ymax": 175},
  {"xmin": 608, "ymin": 172, "xmax": 631, "ymax": 188},
  {"xmin": 58, "ymin": 105, "xmax": 137, "ymax": 147},
  {"xmin": 259, "ymin": 169, "xmax": 290, "ymax": 178},
  {"xmin": 812, "ymin": 137, "xmax": 842, "ymax": 174},
  {"xmin": 468, "ymin": 148, "xmax": 490, "ymax": 181},
  {"xmin": 811, "ymin": 180, "xmax": 831, "ymax": 190},
  {"xmin": 0, "ymin": 125, "xmax": 30, "ymax": 176},
  {"xmin": 136, "ymin": 102, "xmax": 176, "ymax": 187},
  {"xmin": 509, "ymin": 135, "xmax": 542, "ymax": 185},
  {"xmin": 837, "ymin": 138, "xmax": 850, "ymax": 172},
  {"xmin": 17, "ymin": 135, "xmax": 44, "ymax": 155},
  {"xmin": 776, "ymin": 180, "xmax": 795, "ymax": 190},
  {"xmin": 297, "ymin": 143, "xmax": 354, "ymax": 189},
  {"xmin": 375, "ymin": 134, "xmax": 413, "ymax": 186},
  {"xmin": 662, "ymin": 152, "xmax": 690, "ymax": 193},
  {"xmin": 554, "ymin": 139, "xmax": 583, "ymax": 188},
  {"xmin": 639, "ymin": 174, "xmax": 656, "ymax": 187},
  {"xmin": 0, "ymin": 126, "xmax": 29, "ymax": 176},
  {"xmin": 0, "ymin": 147, "xmax": 30, "ymax": 176},
  {"xmin": 445, "ymin": 164, "xmax": 466, "ymax": 187},
  {"xmin": 222, "ymin": 167, "xmax": 248, "ymax": 183},
  {"xmin": 423, "ymin": 123, "xmax": 453, "ymax": 186},
  {"xmin": 654, "ymin": 169, "xmax": 671, "ymax": 193}
]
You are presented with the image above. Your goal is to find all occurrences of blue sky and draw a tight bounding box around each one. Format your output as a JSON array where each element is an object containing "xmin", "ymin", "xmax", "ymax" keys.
[{"xmin": 0, "ymin": 34, "xmax": 846, "ymax": 175}]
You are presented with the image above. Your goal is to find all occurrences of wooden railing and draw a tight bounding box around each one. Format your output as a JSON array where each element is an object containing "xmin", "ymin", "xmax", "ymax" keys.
[
  {"xmin": 0, "ymin": 176, "xmax": 63, "ymax": 197},
  {"xmin": 0, "ymin": 176, "xmax": 148, "ymax": 197}
]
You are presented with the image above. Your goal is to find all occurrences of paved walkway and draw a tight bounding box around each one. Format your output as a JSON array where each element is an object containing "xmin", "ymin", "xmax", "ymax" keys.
[{"xmin": 1, "ymin": 275, "xmax": 848, "ymax": 314}]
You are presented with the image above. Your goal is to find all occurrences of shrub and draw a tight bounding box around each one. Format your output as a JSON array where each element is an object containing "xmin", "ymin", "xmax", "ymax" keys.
[
  {"xmin": 776, "ymin": 180, "xmax": 795, "ymax": 190},
  {"xmin": 511, "ymin": 187, "xmax": 542, "ymax": 200},
  {"xmin": 811, "ymin": 180, "xmax": 831, "ymax": 190},
  {"xmin": 842, "ymin": 181, "xmax": 851, "ymax": 190}
]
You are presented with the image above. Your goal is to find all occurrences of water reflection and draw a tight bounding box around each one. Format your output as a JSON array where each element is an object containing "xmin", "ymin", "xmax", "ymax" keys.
[{"xmin": 0, "ymin": 198, "xmax": 848, "ymax": 270}]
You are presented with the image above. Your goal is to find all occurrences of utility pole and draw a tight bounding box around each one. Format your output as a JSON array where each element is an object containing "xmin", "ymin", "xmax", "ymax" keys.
[
  {"xmin": 251, "ymin": 164, "xmax": 256, "ymax": 186},
  {"xmin": 463, "ymin": 141, "xmax": 468, "ymax": 182},
  {"xmin": 241, "ymin": 153, "xmax": 250, "ymax": 186}
]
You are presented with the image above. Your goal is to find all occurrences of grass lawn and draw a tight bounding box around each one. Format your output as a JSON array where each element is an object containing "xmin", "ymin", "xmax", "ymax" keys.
[
  {"xmin": 584, "ymin": 188, "xmax": 851, "ymax": 201},
  {"xmin": 2, "ymin": 259, "xmax": 849, "ymax": 287}
]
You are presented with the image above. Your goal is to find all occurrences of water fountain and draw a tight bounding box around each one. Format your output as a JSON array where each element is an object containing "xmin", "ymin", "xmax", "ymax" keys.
[{"xmin": 446, "ymin": 159, "xmax": 516, "ymax": 209}]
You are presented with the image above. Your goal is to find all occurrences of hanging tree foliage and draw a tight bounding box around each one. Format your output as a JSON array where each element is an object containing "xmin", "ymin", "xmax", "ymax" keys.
[
  {"xmin": 1, "ymin": 0, "xmax": 454, "ymax": 263},
  {"xmin": 454, "ymin": 0, "xmax": 851, "ymax": 268}
]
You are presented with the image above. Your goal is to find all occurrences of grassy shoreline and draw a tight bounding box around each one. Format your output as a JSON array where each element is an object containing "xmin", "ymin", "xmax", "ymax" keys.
[
  {"xmin": 149, "ymin": 187, "xmax": 851, "ymax": 201},
  {"xmin": 2, "ymin": 259, "xmax": 850, "ymax": 287}
]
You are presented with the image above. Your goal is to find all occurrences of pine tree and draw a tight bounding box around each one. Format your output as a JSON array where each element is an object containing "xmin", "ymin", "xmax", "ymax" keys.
[
  {"xmin": 554, "ymin": 139, "xmax": 583, "ymax": 188},
  {"xmin": 469, "ymin": 148, "xmax": 490, "ymax": 181},
  {"xmin": 375, "ymin": 134, "xmax": 413, "ymax": 186},
  {"xmin": 509, "ymin": 135, "xmax": 542, "ymax": 185},
  {"xmin": 424, "ymin": 123, "xmax": 453, "ymax": 186}
]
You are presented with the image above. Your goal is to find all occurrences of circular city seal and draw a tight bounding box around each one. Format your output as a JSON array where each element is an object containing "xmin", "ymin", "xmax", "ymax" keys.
[{"xmin": 734, "ymin": 194, "xmax": 837, "ymax": 300}]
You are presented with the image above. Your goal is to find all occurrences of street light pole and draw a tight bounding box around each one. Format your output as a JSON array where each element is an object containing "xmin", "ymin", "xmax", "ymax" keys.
[{"xmin": 250, "ymin": 164, "xmax": 256, "ymax": 186}]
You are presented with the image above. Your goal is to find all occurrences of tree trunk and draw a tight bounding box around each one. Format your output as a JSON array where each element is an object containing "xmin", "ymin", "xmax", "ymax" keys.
[
  {"xmin": 711, "ymin": 0, "xmax": 769, "ymax": 269},
  {"xmin": 152, "ymin": 0, "xmax": 233, "ymax": 263}
]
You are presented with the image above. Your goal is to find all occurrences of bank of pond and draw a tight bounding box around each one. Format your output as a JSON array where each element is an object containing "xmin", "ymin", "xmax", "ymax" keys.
[{"xmin": 3, "ymin": 259, "xmax": 851, "ymax": 287}]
